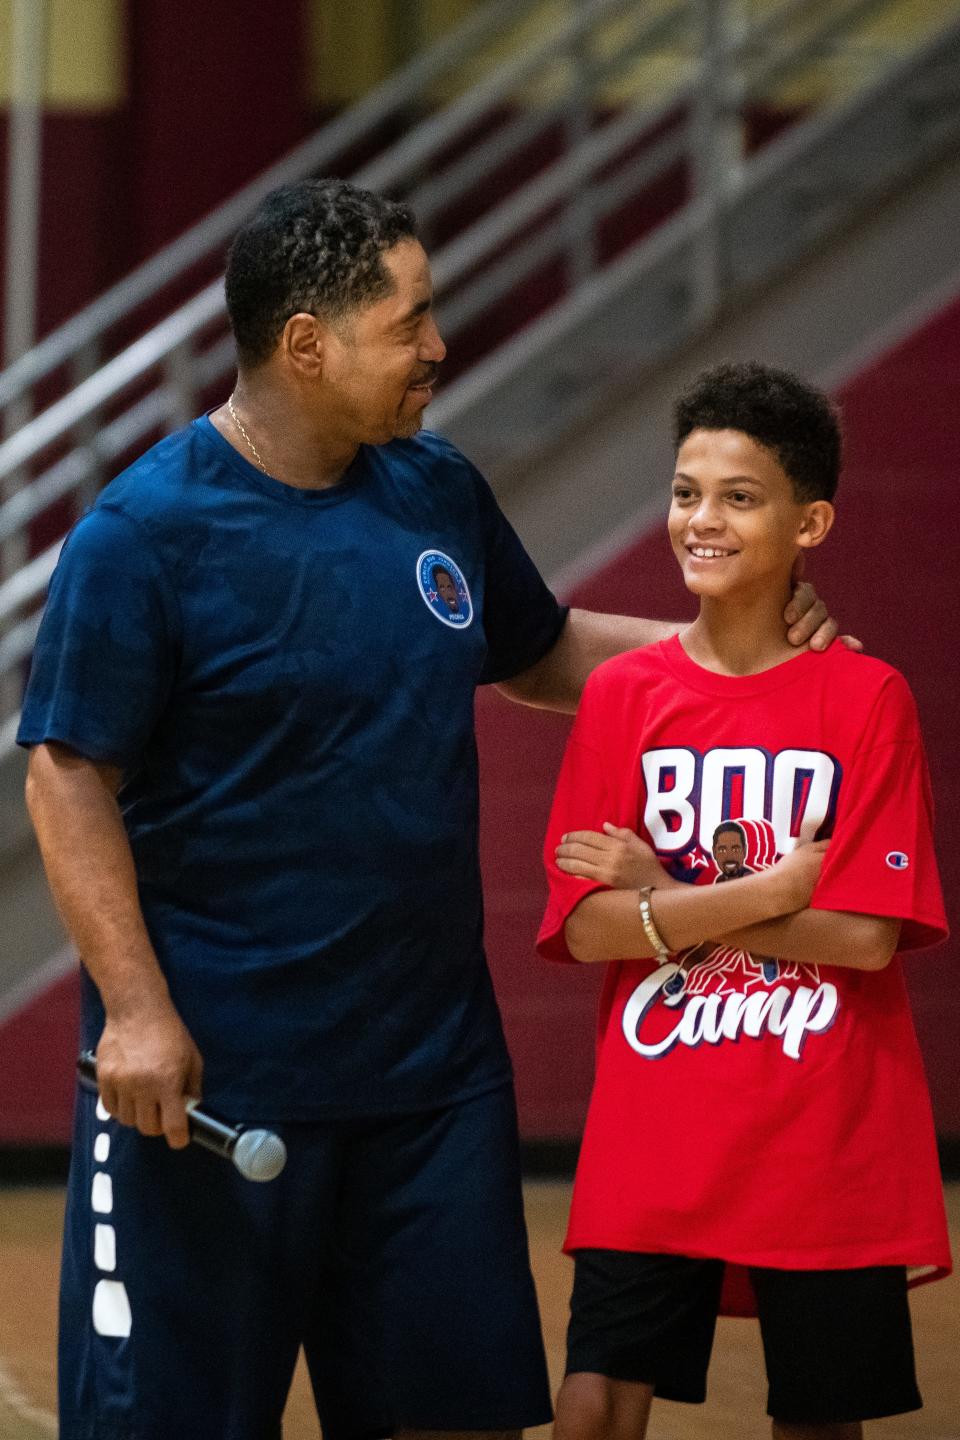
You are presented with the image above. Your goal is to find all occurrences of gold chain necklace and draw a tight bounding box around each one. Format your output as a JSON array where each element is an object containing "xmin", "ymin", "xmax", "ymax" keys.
[{"xmin": 227, "ymin": 394, "xmax": 267, "ymax": 473}]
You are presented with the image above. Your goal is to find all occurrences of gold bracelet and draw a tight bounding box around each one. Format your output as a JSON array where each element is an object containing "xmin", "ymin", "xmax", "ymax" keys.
[{"xmin": 638, "ymin": 885, "xmax": 671, "ymax": 958}]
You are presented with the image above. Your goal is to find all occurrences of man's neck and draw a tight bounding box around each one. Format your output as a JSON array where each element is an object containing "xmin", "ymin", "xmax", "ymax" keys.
[
  {"xmin": 681, "ymin": 585, "xmax": 806, "ymax": 676},
  {"xmin": 211, "ymin": 374, "xmax": 359, "ymax": 491}
]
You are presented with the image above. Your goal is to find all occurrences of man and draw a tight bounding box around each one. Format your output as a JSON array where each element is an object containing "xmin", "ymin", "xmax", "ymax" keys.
[
  {"xmin": 20, "ymin": 180, "xmax": 837, "ymax": 1440},
  {"xmin": 432, "ymin": 563, "xmax": 462, "ymax": 614},
  {"xmin": 713, "ymin": 820, "xmax": 750, "ymax": 880}
]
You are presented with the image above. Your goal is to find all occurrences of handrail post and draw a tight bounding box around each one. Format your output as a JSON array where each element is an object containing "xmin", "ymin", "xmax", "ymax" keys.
[
  {"xmin": 2, "ymin": 0, "xmax": 50, "ymax": 724},
  {"xmin": 70, "ymin": 338, "xmax": 105, "ymax": 518},
  {"xmin": 163, "ymin": 340, "xmax": 198, "ymax": 433},
  {"xmin": 564, "ymin": 0, "xmax": 599, "ymax": 290},
  {"xmin": 3, "ymin": 0, "xmax": 48, "ymax": 375},
  {"xmin": 689, "ymin": 0, "xmax": 746, "ymax": 322}
]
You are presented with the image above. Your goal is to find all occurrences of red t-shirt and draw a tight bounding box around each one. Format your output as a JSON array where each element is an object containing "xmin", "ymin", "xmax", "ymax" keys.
[{"xmin": 538, "ymin": 636, "xmax": 950, "ymax": 1309}]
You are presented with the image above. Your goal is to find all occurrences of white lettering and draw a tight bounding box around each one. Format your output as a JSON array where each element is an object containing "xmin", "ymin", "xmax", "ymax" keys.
[
  {"xmin": 699, "ymin": 748, "xmax": 767, "ymax": 851},
  {"xmin": 640, "ymin": 745, "xmax": 840, "ymax": 854},
  {"xmin": 720, "ymin": 991, "xmax": 749, "ymax": 1039},
  {"xmin": 741, "ymin": 987, "xmax": 786, "ymax": 1039},
  {"xmin": 781, "ymin": 983, "xmax": 838, "ymax": 1058},
  {"xmin": 621, "ymin": 965, "xmax": 839, "ymax": 1062},
  {"xmin": 622, "ymin": 964, "xmax": 683, "ymax": 1056},
  {"xmin": 643, "ymin": 751, "xmax": 697, "ymax": 851},
  {"xmin": 770, "ymin": 750, "xmax": 839, "ymax": 851}
]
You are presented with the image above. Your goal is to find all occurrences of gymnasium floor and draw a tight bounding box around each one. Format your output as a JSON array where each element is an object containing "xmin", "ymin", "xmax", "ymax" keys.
[{"xmin": 1, "ymin": 1181, "xmax": 957, "ymax": 1439}]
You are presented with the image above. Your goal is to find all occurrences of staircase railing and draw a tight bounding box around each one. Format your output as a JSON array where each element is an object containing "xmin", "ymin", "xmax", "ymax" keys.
[{"xmin": 1, "ymin": 0, "xmax": 958, "ymax": 750}]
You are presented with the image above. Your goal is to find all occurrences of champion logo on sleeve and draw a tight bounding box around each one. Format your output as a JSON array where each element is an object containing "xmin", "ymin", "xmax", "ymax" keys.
[{"xmin": 886, "ymin": 851, "xmax": 910, "ymax": 870}]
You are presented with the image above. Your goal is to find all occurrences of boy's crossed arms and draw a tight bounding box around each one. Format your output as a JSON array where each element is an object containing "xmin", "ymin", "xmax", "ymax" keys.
[{"xmin": 555, "ymin": 822, "xmax": 901, "ymax": 971}]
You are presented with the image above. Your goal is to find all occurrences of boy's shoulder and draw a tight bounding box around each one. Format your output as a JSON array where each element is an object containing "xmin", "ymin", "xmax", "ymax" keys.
[
  {"xmin": 582, "ymin": 635, "xmax": 914, "ymax": 694},
  {"xmin": 579, "ymin": 639, "xmax": 922, "ymax": 745},
  {"xmin": 817, "ymin": 644, "xmax": 919, "ymax": 728},
  {"xmin": 817, "ymin": 641, "xmax": 900, "ymax": 683},
  {"xmin": 576, "ymin": 638, "xmax": 669, "ymax": 714},
  {"xmin": 571, "ymin": 641, "xmax": 671, "ymax": 747}
]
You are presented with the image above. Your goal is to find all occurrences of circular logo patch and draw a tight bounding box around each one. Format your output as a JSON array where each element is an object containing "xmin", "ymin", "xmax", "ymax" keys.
[
  {"xmin": 885, "ymin": 851, "xmax": 910, "ymax": 870},
  {"xmin": 416, "ymin": 550, "xmax": 473, "ymax": 628}
]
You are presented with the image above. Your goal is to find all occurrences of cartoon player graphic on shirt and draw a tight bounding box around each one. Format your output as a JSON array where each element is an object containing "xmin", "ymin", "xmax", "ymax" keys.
[
  {"xmin": 712, "ymin": 820, "xmax": 752, "ymax": 882},
  {"xmin": 432, "ymin": 565, "xmax": 462, "ymax": 615},
  {"xmin": 663, "ymin": 819, "xmax": 812, "ymax": 998}
]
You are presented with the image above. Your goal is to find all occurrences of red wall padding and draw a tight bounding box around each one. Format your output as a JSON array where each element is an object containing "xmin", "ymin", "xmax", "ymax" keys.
[
  {"xmin": 0, "ymin": 972, "xmax": 78, "ymax": 1143},
  {"xmin": 2, "ymin": 295, "xmax": 958, "ymax": 1144}
]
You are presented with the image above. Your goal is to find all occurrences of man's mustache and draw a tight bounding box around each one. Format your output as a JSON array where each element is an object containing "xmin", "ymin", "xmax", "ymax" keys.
[{"xmin": 412, "ymin": 364, "xmax": 441, "ymax": 387}]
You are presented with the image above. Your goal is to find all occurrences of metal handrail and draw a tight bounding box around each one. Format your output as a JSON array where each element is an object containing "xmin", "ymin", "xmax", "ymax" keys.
[
  {"xmin": 351, "ymin": 0, "xmax": 650, "ymax": 195},
  {"xmin": 0, "ymin": 0, "xmax": 536, "ymax": 410},
  {"xmin": 0, "ymin": 0, "xmax": 688, "ymax": 491},
  {"xmin": 430, "ymin": 10, "xmax": 960, "ymax": 431},
  {"xmin": 1, "ymin": 0, "xmax": 957, "ymax": 726},
  {"xmin": 0, "ymin": 0, "xmax": 884, "ymax": 492},
  {"xmin": 0, "ymin": 284, "xmax": 223, "ymax": 484},
  {"xmin": 0, "ymin": 0, "xmax": 840, "ymax": 414}
]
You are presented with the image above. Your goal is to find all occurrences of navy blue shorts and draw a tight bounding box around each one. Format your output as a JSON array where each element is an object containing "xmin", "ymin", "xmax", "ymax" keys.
[{"xmin": 59, "ymin": 1083, "xmax": 552, "ymax": 1440}]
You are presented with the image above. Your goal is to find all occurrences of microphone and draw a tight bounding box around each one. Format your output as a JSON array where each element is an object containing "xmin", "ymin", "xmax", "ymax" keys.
[{"xmin": 76, "ymin": 1051, "xmax": 287, "ymax": 1182}]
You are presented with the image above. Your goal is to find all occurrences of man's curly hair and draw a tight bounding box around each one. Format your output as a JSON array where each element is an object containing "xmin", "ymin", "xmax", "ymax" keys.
[
  {"xmin": 225, "ymin": 179, "xmax": 418, "ymax": 367},
  {"xmin": 673, "ymin": 361, "xmax": 841, "ymax": 502}
]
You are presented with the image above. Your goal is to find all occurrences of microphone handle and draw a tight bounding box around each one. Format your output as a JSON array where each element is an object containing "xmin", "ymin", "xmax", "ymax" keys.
[
  {"xmin": 77, "ymin": 1050, "xmax": 241, "ymax": 1159},
  {"xmin": 185, "ymin": 1099, "xmax": 239, "ymax": 1159}
]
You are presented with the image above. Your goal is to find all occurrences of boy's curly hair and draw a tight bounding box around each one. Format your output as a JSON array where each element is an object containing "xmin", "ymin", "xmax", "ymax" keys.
[{"xmin": 674, "ymin": 361, "xmax": 841, "ymax": 502}]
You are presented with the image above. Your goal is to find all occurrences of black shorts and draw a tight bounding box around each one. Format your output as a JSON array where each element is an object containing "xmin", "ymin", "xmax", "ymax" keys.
[{"xmin": 566, "ymin": 1249, "xmax": 923, "ymax": 1424}]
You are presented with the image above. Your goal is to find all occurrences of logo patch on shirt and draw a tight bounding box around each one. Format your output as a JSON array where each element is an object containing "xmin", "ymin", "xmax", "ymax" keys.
[
  {"xmin": 416, "ymin": 550, "xmax": 473, "ymax": 629},
  {"xmin": 886, "ymin": 851, "xmax": 910, "ymax": 870}
]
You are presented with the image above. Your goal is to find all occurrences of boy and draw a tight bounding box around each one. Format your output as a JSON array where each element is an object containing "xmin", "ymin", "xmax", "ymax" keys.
[{"xmin": 537, "ymin": 362, "xmax": 950, "ymax": 1440}]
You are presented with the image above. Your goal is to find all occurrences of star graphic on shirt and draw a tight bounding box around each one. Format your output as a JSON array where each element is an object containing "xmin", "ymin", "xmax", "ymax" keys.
[
  {"xmin": 427, "ymin": 589, "xmax": 439, "ymax": 602},
  {"xmin": 712, "ymin": 950, "xmax": 771, "ymax": 995},
  {"xmin": 665, "ymin": 846, "xmax": 712, "ymax": 885}
]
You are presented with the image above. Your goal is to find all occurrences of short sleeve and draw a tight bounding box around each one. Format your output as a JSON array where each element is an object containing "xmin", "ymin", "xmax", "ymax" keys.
[
  {"xmin": 809, "ymin": 672, "xmax": 947, "ymax": 952},
  {"xmin": 17, "ymin": 506, "xmax": 180, "ymax": 768},
  {"xmin": 471, "ymin": 471, "xmax": 568, "ymax": 684},
  {"xmin": 536, "ymin": 678, "xmax": 611, "ymax": 964}
]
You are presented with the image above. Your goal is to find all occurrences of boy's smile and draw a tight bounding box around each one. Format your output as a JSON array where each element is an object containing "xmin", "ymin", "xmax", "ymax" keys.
[{"xmin": 669, "ymin": 427, "xmax": 830, "ymax": 600}]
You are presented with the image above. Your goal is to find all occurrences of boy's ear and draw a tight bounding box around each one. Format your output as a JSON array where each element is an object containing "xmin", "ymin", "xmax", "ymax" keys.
[{"xmin": 796, "ymin": 500, "xmax": 834, "ymax": 550}]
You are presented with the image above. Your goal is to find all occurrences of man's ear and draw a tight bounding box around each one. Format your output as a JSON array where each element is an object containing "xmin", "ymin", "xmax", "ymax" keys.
[
  {"xmin": 281, "ymin": 312, "xmax": 326, "ymax": 378},
  {"xmin": 797, "ymin": 500, "xmax": 834, "ymax": 550}
]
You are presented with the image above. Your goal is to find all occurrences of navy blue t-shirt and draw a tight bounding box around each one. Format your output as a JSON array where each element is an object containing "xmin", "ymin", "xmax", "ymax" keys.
[{"xmin": 18, "ymin": 417, "xmax": 567, "ymax": 1119}]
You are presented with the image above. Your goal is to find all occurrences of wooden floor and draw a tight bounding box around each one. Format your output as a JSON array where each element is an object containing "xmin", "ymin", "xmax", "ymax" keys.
[{"xmin": 1, "ymin": 1181, "xmax": 957, "ymax": 1439}]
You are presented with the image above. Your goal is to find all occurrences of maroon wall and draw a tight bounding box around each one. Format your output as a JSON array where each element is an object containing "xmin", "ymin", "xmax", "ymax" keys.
[
  {"xmin": 0, "ymin": 6, "xmax": 956, "ymax": 1142},
  {"xmin": 2, "ymin": 290, "xmax": 958, "ymax": 1145},
  {"xmin": 0, "ymin": 0, "xmax": 313, "ymax": 353},
  {"xmin": 121, "ymin": 0, "xmax": 311, "ymax": 262}
]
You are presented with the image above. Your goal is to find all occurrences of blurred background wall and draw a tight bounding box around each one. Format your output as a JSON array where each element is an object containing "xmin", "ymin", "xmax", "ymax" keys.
[{"xmin": 0, "ymin": 0, "xmax": 957, "ymax": 1159}]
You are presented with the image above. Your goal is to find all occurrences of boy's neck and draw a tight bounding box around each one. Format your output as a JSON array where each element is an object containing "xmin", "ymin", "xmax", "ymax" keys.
[{"xmin": 681, "ymin": 586, "xmax": 807, "ymax": 676}]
